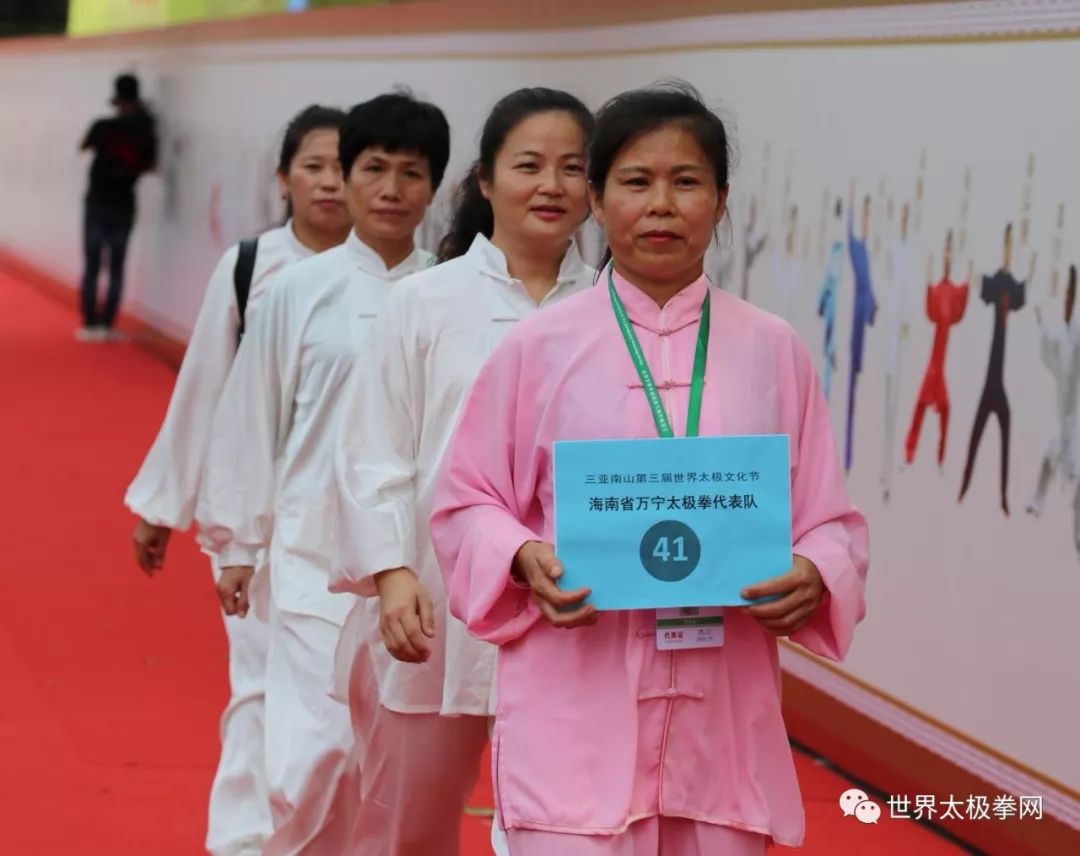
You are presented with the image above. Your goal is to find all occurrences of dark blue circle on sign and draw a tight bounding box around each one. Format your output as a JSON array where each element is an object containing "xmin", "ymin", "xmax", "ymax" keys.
[{"xmin": 639, "ymin": 520, "xmax": 701, "ymax": 582}]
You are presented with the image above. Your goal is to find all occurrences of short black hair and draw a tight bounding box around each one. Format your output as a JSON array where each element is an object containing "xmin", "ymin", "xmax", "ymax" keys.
[
  {"xmin": 113, "ymin": 73, "xmax": 140, "ymax": 104},
  {"xmin": 339, "ymin": 90, "xmax": 450, "ymax": 189}
]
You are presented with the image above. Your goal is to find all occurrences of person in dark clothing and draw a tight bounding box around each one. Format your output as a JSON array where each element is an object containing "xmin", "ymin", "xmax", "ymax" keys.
[
  {"xmin": 76, "ymin": 72, "xmax": 158, "ymax": 341},
  {"xmin": 958, "ymin": 222, "xmax": 1035, "ymax": 516}
]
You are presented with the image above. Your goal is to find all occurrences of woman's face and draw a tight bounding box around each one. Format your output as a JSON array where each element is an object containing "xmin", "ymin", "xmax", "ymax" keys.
[
  {"xmin": 277, "ymin": 128, "xmax": 350, "ymax": 237},
  {"xmin": 480, "ymin": 110, "xmax": 589, "ymax": 252},
  {"xmin": 591, "ymin": 125, "xmax": 726, "ymax": 289},
  {"xmin": 347, "ymin": 146, "xmax": 435, "ymax": 246}
]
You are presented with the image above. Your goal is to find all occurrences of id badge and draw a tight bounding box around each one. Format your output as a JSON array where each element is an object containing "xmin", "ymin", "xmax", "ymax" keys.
[{"xmin": 656, "ymin": 606, "xmax": 724, "ymax": 650}]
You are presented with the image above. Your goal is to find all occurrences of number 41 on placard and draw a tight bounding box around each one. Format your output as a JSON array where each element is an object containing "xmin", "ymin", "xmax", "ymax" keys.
[
  {"xmin": 639, "ymin": 521, "xmax": 702, "ymax": 583},
  {"xmin": 653, "ymin": 536, "xmax": 689, "ymax": 563}
]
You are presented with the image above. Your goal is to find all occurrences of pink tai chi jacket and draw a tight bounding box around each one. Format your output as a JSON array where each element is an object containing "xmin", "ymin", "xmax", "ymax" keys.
[{"xmin": 429, "ymin": 269, "xmax": 870, "ymax": 846}]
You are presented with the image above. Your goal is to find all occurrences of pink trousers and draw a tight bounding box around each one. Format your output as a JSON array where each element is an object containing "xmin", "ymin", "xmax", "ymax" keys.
[
  {"xmin": 348, "ymin": 704, "xmax": 490, "ymax": 855},
  {"xmin": 507, "ymin": 816, "xmax": 768, "ymax": 855}
]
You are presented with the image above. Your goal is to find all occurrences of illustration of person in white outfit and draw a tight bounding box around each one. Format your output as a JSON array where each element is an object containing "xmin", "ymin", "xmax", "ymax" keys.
[
  {"xmin": 741, "ymin": 193, "xmax": 768, "ymax": 301},
  {"xmin": 882, "ymin": 199, "xmax": 914, "ymax": 504},
  {"xmin": 1028, "ymin": 265, "xmax": 1080, "ymax": 536},
  {"xmin": 770, "ymin": 202, "xmax": 802, "ymax": 322}
]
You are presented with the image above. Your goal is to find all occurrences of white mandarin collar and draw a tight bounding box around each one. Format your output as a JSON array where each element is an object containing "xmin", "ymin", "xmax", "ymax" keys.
[
  {"xmin": 465, "ymin": 233, "xmax": 587, "ymax": 286},
  {"xmin": 464, "ymin": 233, "xmax": 589, "ymax": 317},
  {"xmin": 346, "ymin": 230, "xmax": 431, "ymax": 281},
  {"xmin": 283, "ymin": 219, "xmax": 315, "ymax": 259}
]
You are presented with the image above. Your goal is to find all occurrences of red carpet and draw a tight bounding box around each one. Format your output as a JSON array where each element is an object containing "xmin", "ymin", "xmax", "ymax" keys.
[{"xmin": 0, "ymin": 271, "xmax": 964, "ymax": 854}]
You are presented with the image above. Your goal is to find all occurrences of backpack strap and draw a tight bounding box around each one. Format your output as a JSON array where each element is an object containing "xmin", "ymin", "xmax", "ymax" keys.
[{"xmin": 233, "ymin": 237, "xmax": 259, "ymax": 347}]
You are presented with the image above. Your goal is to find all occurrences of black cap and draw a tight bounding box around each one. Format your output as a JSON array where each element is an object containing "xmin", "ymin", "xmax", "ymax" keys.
[{"xmin": 111, "ymin": 73, "xmax": 140, "ymax": 106}]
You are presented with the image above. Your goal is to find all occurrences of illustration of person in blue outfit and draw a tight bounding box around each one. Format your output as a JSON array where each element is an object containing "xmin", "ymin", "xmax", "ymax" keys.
[
  {"xmin": 817, "ymin": 196, "xmax": 843, "ymax": 400},
  {"xmin": 846, "ymin": 180, "xmax": 878, "ymax": 472}
]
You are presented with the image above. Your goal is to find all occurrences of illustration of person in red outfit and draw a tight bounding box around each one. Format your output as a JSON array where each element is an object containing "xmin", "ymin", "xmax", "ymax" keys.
[{"xmin": 905, "ymin": 230, "xmax": 971, "ymax": 469}]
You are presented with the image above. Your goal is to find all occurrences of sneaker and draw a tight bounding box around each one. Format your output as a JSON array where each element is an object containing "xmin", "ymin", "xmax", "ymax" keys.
[
  {"xmin": 75, "ymin": 326, "xmax": 107, "ymax": 343},
  {"xmin": 103, "ymin": 328, "xmax": 128, "ymax": 343}
]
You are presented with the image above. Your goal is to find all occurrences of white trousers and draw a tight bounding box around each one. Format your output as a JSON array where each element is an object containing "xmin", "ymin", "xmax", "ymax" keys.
[
  {"xmin": 263, "ymin": 606, "xmax": 356, "ymax": 856},
  {"xmin": 207, "ymin": 559, "xmax": 272, "ymax": 856}
]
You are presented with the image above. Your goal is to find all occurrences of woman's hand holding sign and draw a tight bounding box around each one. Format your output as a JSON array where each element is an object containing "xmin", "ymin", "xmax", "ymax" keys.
[
  {"xmin": 512, "ymin": 541, "xmax": 598, "ymax": 629},
  {"xmin": 741, "ymin": 554, "xmax": 825, "ymax": 636}
]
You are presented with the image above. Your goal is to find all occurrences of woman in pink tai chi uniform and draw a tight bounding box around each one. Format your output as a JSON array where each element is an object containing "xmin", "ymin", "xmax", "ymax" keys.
[{"xmin": 430, "ymin": 82, "xmax": 870, "ymax": 855}]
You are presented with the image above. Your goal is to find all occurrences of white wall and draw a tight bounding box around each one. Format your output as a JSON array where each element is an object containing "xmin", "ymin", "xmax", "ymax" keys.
[
  {"xmin": 0, "ymin": 46, "xmax": 564, "ymax": 338},
  {"xmin": 2, "ymin": 5, "xmax": 1077, "ymax": 797}
]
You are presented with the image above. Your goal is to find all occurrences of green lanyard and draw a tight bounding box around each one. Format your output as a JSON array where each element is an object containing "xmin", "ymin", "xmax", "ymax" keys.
[{"xmin": 608, "ymin": 266, "xmax": 710, "ymax": 438}]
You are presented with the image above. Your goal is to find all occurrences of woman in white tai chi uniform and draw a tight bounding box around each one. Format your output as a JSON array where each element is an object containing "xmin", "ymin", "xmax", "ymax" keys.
[
  {"xmin": 331, "ymin": 87, "xmax": 595, "ymax": 856},
  {"xmin": 125, "ymin": 105, "xmax": 349, "ymax": 856},
  {"xmin": 196, "ymin": 91, "xmax": 449, "ymax": 855}
]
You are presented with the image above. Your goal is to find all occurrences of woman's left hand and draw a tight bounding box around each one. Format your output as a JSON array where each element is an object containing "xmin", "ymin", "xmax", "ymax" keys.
[
  {"xmin": 217, "ymin": 565, "xmax": 255, "ymax": 618},
  {"xmin": 741, "ymin": 554, "xmax": 825, "ymax": 636}
]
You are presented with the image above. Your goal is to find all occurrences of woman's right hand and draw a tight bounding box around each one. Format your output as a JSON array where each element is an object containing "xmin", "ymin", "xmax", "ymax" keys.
[
  {"xmin": 512, "ymin": 541, "xmax": 597, "ymax": 629},
  {"xmin": 375, "ymin": 568, "xmax": 435, "ymax": 663},
  {"xmin": 133, "ymin": 518, "xmax": 172, "ymax": 574}
]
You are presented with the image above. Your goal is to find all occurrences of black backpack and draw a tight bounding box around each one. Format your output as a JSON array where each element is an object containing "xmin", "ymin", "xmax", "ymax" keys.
[{"xmin": 233, "ymin": 237, "xmax": 259, "ymax": 347}]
